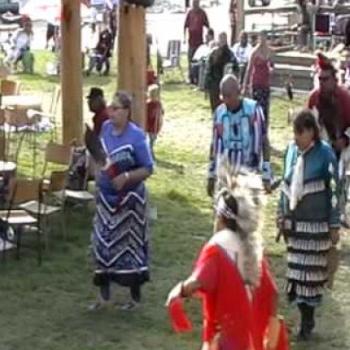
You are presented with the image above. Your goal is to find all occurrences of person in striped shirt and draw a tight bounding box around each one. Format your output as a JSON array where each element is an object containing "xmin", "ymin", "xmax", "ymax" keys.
[{"xmin": 207, "ymin": 74, "xmax": 271, "ymax": 196}]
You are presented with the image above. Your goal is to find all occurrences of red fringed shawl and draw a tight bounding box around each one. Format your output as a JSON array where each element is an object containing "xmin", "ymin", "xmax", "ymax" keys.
[{"xmin": 170, "ymin": 242, "xmax": 289, "ymax": 350}]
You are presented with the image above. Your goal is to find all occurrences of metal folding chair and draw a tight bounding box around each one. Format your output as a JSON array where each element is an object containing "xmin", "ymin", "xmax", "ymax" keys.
[{"xmin": 0, "ymin": 178, "xmax": 43, "ymax": 265}]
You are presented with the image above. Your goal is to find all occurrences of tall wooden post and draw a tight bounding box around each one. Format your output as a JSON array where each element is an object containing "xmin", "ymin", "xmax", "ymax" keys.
[
  {"xmin": 61, "ymin": 0, "xmax": 83, "ymax": 145},
  {"xmin": 118, "ymin": 4, "xmax": 147, "ymax": 128},
  {"xmin": 236, "ymin": 0, "xmax": 245, "ymax": 37}
]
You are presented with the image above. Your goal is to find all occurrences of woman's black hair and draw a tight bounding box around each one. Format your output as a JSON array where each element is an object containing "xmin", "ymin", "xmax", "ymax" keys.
[{"xmin": 293, "ymin": 109, "xmax": 320, "ymax": 141}]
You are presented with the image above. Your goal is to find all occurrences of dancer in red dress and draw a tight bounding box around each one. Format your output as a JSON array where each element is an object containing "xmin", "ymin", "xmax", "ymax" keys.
[{"xmin": 166, "ymin": 163, "xmax": 289, "ymax": 350}]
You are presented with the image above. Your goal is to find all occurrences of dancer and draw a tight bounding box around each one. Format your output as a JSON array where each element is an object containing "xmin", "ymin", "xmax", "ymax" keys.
[
  {"xmin": 90, "ymin": 91, "xmax": 154, "ymax": 310},
  {"xmin": 207, "ymin": 74, "xmax": 272, "ymax": 197},
  {"xmin": 167, "ymin": 161, "xmax": 289, "ymax": 350},
  {"xmin": 277, "ymin": 109, "xmax": 340, "ymax": 340}
]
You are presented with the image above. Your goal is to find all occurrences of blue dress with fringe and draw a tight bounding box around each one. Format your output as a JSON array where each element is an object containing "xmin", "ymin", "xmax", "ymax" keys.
[
  {"xmin": 92, "ymin": 121, "xmax": 154, "ymax": 287},
  {"xmin": 278, "ymin": 140, "xmax": 340, "ymax": 306}
]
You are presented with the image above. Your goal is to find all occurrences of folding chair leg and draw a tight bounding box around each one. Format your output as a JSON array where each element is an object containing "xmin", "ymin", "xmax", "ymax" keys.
[
  {"xmin": 1, "ymin": 237, "xmax": 6, "ymax": 263},
  {"xmin": 16, "ymin": 227, "xmax": 22, "ymax": 260},
  {"xmin": 37, "ymin": 229, "xmax": 42, "ymax": 266},
  {"xmin": 61, "ymin": 203, "xmax": 67, "ymax": 240},
  {"xmin": 32, "ymin": 132, "xmax": 38, "ymax": 178},
  {"xmin": 43, "ymin": 215, "xmax": 49, "ymax": 251}
]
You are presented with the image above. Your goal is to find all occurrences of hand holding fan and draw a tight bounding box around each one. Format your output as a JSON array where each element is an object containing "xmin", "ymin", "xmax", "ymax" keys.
[{"xmin": 84, "ymin": 124, "xmax": 107, "ymax": 167}]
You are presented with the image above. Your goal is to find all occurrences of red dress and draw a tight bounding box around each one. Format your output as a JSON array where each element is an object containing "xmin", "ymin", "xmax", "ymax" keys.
[
  {"xmin": 169, "ymin": 234, "xmax": 289, "ymax": 350},
  {"xmin": 146, "ymin": 100, "xmax": 163, "ymax": 134}
]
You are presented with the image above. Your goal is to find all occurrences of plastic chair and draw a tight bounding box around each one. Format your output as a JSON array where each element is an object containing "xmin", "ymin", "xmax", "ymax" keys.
[
  {"xmin": 4, "ymin": 107, "xmax": 40, "ymax": 175},
  {"xmin": 27, "ymin": 86, "xmax": 61, "ymax": 141},
  {"xmin": 162, "ymin": 40, "xmax": 184, "ymax": 80}
]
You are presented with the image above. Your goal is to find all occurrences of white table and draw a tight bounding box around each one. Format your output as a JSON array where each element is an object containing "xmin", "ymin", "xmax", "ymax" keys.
[{"xmin": 2, "ymin": 95, "xmax": 42, "ymax": 110}]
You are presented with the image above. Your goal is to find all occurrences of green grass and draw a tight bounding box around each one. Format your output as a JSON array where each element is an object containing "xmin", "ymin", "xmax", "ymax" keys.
[{"xmin": 1, "ymin": 52, "xmax": 350, "ymax": 349}]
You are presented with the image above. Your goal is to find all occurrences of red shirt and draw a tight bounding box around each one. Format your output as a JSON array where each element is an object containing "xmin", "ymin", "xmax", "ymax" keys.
[
  {"xmin": 184, "ymin": 8, "xmax": 209, "ymax": 49},
  {"xmin": 308, "ymin": 85, "xmax": 350, "ymax": 133},
  {"xmin": 146, "ymin": 100, "xmax": 163, "ymax": 134},
  {"xmin": 251, "ymin": 56, "xmax": 272, "ymax": 89},
  {"xmin": 147, "ymin": 69, "xmax": 157, "ymax": 86},
  {"xmin": 93, "ymin": 107, "xmax": 109, "ymax": 136}
]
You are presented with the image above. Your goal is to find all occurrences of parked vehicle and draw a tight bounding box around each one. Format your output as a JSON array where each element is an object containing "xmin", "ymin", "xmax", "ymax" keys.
[{"xmin": 125, "ymin": 0, "xmax": 155, "ymax": 7}]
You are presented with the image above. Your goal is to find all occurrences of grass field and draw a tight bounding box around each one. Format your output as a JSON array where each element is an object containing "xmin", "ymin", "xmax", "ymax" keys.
[{"xmin": 1, "ymin": 52, "xmax": 350, "ymax": 350}]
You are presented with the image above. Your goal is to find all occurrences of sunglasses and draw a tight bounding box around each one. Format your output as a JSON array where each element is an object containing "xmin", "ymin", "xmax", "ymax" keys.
[
  {"xmin": 318, "ymin": 76, "xmax": 331, "ymax": 82},
  {"xmin": 109, "ymin": 105, "xmax": 127, "ymax": 111}
]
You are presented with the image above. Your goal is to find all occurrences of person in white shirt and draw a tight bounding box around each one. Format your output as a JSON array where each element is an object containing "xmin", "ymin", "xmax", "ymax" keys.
[
  {"xmin": 5, "ymin": 19, "xmax": 33, "ymax": 71},
  {"xmin": 191, "ymin": 28, "xmax": 215, "ymax": 86},
  {"xmin": 232, "ymin": 31, "xmax": 252, "ymax": 84}
]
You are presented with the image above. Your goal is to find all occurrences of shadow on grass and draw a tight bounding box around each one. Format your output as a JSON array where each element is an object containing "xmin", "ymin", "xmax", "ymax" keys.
[
  {"xmin": 157, "ymin": 159, "xmax": 185, "ymax": 174},
  {"xmin": 339, "ymin": 241, "xmax": 350, "ymax": 267},
  {"xmin": 0, "ymin": 189, "xmax": 211, "ymax": 350},
  {"xmin": 268, "ymin": 247, "xmax": 349, "ymax": 350},
  {"xmin": 271, "ymin": 158, "xmax": 283, "ymax": 176},
  {"xmin": 162, "ymin": 81, "xmax": 187, "ymax": 92},
  {"xmin": 271, "ymin": 145, "xmax": 285, "ymax": 159}
]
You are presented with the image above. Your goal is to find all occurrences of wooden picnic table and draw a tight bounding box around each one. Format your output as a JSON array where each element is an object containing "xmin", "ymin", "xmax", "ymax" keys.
[{"xmin": 1, "ymin": 95, "xmax": 42, "ymax": 110}]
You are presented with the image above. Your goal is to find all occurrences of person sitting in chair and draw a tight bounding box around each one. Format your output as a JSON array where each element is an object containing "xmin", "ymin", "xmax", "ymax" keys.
[
  {"xmin": 5, "ymin": 18, "xmax": 34, "ymax": 73},
  {"xmin": 86, "ymin": 25, "xmax": 113, "ymax": 76},
  {"xmin": 190, "ymin": 28, "xmax": 215, "ymax": 86}
]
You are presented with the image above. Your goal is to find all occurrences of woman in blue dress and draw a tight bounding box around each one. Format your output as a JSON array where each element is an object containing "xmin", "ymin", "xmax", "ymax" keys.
[
  {"xmin": 91, "ymin": 91, "xmax": 154, "ymax": 310},
  {"xmin": 277, "ymin": 109, "xmax": 340, "ymax": 340}
]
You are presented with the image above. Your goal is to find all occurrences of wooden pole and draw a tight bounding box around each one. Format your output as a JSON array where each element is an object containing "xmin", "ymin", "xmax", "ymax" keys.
[
  {"xmin": 118, "ymin": 4, "xmax": 147, "ymax": 129},
  {"xmin": 61, "ymin": 0, "xmax": 83, "ymax": 145},
  {"xmin": 236, "ymin": 0, "xmax": 245, "ymax": 37}
]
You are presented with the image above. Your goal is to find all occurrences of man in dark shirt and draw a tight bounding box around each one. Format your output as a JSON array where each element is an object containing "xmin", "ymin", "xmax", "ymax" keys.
[
  {"xmin": 205, "ymin": 32, "xmax": 239, "ymax": 112},
  {"xmin": 184, "ymin": 0, "xmax": 209, "ymax": 83},
  {"xmin": 87, "ymin": 87, "xmax": 109, "ymax": 136}
]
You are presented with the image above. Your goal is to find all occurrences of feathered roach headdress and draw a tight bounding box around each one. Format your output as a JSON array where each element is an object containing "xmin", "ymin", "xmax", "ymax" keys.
[
  {"xmin": 316, "ymin": 52, "xmax": 337, "ymax": 75},
  {"xmin": 214, "ymin": 158, "xmax": 264, "ymax": 287}
]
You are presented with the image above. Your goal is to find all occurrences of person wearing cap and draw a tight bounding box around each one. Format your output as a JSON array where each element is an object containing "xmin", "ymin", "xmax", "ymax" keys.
[
  {"xmin": 308, "ymin": 53, "xmax": 350, "ymax": 154},
  {"xmin": 87, "ymin": 87, "xmax": 109, "ymax": 136},
  {"xmin": 90, "ymin": 91, "xmax": 154, "ymax": 311}
]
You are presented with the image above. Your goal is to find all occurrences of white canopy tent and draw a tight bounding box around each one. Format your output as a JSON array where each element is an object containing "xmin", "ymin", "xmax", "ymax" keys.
[
  {"xmin": 20, "ymin": 0, "xmax": 91, "ymax": 24},
  {"xmin": 89, "ymin": 0, "xmax": 119, "ymax": 9}
]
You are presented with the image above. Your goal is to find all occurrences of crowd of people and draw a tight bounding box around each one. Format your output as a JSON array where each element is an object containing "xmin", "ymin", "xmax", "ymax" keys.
[
  {"xmin": 83, "ymin": 38, "xmax": 350, "ymax": 350},
  {"xmin": 3, "ymin": 0, "xmax": 349, "ymax": 348},
  {"xmin": 167, "ymin": 0, "xmax": 350, "ymax": 347},
  {"xmin": 0, "ymin": 4, "xmax": 117, "ymax": 77}
]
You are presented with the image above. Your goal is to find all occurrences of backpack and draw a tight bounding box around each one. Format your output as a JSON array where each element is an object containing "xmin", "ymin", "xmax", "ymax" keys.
[{"xmin": 67, "ymin": 146, "xmax": 89, "ymax": 191}]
